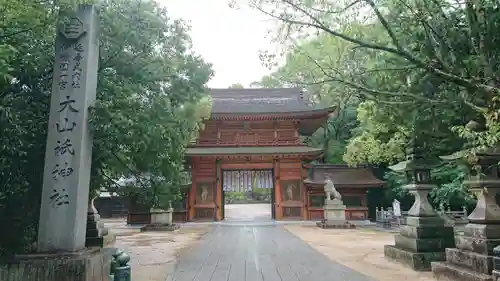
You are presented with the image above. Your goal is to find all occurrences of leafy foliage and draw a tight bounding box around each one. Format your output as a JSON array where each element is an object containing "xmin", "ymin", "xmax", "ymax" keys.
[
  {"xmin": 247, "ymin": 0, "xmax": 500, "ymax": 208},
  {"xmin": 228, "ymin": 83, "xmax": 244, "ymax": 88},
  {"xmin": 0, "ymin": 0, "xmax": 212, "ymax": 256},
  {"xmin": 253, "ymin": 29, "xmax": 371, "ymax": 163}
]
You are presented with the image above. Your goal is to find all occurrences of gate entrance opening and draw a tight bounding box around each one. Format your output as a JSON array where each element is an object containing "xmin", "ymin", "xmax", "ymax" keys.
[{"xmin": 221, "ymin": 169, "xmax": 275, "ymax": 221}]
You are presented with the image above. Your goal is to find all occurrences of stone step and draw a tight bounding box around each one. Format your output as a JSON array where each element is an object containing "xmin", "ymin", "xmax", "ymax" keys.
[
  {"xmin": 384, "ymin": 244, "xmax": 445, "ymax": 271},
  {"xmin": 432, "ymin": 261, "xmax": 493, "ymax": 281},
  {"xmin": 445, "ymin": 248, "xmax": 493, "ymax": 275},
  {"xmin": 455, "ymin": 235, "xmax": 500, "ymax": 255}
]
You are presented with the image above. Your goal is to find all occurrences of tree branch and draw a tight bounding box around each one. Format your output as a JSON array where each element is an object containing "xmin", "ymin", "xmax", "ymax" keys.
[
  {"xmin": 252, "ymin": 0, "xmax": 500, "ymax": 94},
  {"xmin": 292, "ymin": 44, "xmax": 442, "ymax": 103}
]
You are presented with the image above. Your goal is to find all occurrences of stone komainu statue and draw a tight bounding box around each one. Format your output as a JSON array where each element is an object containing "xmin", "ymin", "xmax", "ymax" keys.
[{"xmin": 324, "ymin": 178, "xmax": 342, "ymax": 201}]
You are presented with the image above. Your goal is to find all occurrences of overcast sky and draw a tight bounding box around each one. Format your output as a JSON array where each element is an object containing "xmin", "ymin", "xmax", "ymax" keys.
[{"xmin": 157, "ymin": 0, "xmax": 276, "ymax": 88}]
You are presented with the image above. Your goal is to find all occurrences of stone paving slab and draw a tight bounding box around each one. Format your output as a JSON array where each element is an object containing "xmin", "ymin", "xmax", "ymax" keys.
[{"xmin": 166, "ymin": 224, "xmax": 376, "ymax": 281}]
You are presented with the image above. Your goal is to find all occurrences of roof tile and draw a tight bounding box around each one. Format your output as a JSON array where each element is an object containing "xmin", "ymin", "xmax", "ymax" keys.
[
  {"xmin": 209, "ymin": 88, "xmax": 326, "ymax": 114},
  {"xmin": 305, "ymin": 164, "xmax": 385, "ymax": 187}
]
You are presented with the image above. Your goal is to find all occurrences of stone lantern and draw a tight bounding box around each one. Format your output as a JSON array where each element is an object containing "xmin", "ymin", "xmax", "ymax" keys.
[
  {"xmin": 384, "ymin": 141, "xmax": 454, "ymax": 271},
  {"xmin": 389, "ymin": 143, "xmax": 439, "ymax": 217}
]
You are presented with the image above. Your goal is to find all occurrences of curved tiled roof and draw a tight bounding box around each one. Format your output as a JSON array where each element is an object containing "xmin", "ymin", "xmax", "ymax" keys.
[
  {"xmin": 304, "ymin": 164, "xmax": 385, "ymax": 187},
  {"xmin": 209, "ymin": 88, "xmax": 331, "ymax": 114}
]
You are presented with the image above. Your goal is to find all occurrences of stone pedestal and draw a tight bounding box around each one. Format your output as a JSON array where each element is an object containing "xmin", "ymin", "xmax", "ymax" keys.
[
  {"xmin": 431, "ymin": 148, "xmax": 500, "ymax": 281},
  {"xmin": 384, "ymin": 181, "xmax": 454, "ymax": 271},
  {"xmin": 0, "ymin": 248, "xmax": 111, "ymax": 281},
  {"xmin": 384, "ymin": 216, "xmax": 454, "ymax": 271},
  {"xmin": 316, "ymin": 199, "xmax": 355, "ymax": 229},
  {"xmin": 432, "ymin": 191, "xmax": 500, "ymax": 281},
  {"xmin": 150, "ymin": 208, "xmax": 173, "ymax": 224},
  {"xmin": 140, "ymin": 208, "xmax": 180, "ymax": 231}
]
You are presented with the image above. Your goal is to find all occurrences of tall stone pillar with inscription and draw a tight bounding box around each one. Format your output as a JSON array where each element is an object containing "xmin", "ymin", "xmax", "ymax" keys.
[
  {"xmin": 0, "ymin": 5, "xmax": 110, "ymax": 281},
  {"xmin": 37, "ymin": 4, "xmax": 99, "ymax": 253}
]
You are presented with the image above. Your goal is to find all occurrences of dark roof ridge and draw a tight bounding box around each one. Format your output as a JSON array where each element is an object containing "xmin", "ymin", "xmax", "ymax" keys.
[
  {"xmin": 207, "ymin": 88, "xmax": 321, "ymax": 114},
  {"xmin": 209, "ymin": 87, "xmax": 303, "ymax": 92},
  {"xmin": 311, "ymin": 164, "xmax": 370, "ymax": 169}
]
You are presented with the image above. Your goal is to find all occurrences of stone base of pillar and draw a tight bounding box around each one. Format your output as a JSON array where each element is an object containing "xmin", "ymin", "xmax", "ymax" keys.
[
  {"xmin": 384, "ymin": 216, "xmax": 454, "ymax": 271},
  {"xmin": 316, "ymin": 220, "xmax": 356, "ymax": 229},
  {"xmin": 432, "ymin": 256, "xmax": 493, "ymax": 281},
  {"xmin": 384, "ymin": 245, "xmax": 446, "ymax": 271},
  {"xmin": 431, "ymin": 223, "xmax": 500, "ymax": 281},
  {"xmin": 86, "ymin": 211, "xmax": 114, "ymax": 248},
  {"xmin": 1, "ymin": 248, "xmax": 111, "ymax": 281},
  {"xmin": 140, "ymin": 223, "xmax": 180, "ymax": 232}
]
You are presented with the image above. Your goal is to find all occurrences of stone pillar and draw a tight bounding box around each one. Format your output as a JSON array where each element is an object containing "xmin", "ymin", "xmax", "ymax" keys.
[
  {"xmin": 0, "ymin": 5, "xmax": 111, "ymax": 281},
  {"xmin": 384, "ymin": 144, "xmax": 454, "ymax": 271},
  {"xmin": 37, "ymin": 4, "xmax": 100, "ymax": 253},
  {"xmin": 432, "ymin": 148, "xmax": 500, "ymax": 281}
]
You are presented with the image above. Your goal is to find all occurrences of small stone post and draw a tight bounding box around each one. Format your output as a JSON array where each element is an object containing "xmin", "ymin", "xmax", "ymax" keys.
[
  {"xmin": 109, "ymin": 249, "xmax": 124, "ymax": 280},
  {"xmin": 384, "ymin": 141, "xmax": 454, "ymax": 271},
  {"xmin": 432, "ymin": 148, "xmax": 500, "ymax": 281},
  {"xmin": 114, "ymin": 251, "xmax": 131, "ymax": 281}
]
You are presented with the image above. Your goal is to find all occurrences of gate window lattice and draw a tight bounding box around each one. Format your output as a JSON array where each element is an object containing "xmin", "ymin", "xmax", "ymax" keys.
[{"xmin": 222, "ymin": 170, "xmax": 273, "ymax": 192}]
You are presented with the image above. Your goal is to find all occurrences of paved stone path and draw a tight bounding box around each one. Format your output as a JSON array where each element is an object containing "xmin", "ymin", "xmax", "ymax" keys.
[
  {"xmin": 166, "ymin": 223, "xmax": 376, "ymax": 281},
  {"xmin": 224, "ymin": 203, "xmax": 272, "ymax": 221}
]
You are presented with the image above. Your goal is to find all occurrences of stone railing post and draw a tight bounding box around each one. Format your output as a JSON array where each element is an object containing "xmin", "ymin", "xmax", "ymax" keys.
[
  {"xmin": 109, "ymin": 248, "xmax": 123, "ymax": 280},
  {"xmin": 108, "ymin": 249, "xmax": 131, "ymax": 281},
  {"xmin": 492, "ymin": 245, "xmax": 500, "ymax": 279}
]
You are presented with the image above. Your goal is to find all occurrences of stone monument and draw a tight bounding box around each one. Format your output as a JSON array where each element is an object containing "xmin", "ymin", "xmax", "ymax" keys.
[
  {"xmin": 316, "ymin": 177, "xmax": 355, "ymax": 229},
  {"xmin": 0, "ymin": 5, "xmax": 111, "ymax": 281},
  {"xmin": 384, "ymin": 141, "xmax": 454, "ymax": 271},
  {"xmin": 432, "ymin": 148, "xmax": 500, "ymax": 281}
]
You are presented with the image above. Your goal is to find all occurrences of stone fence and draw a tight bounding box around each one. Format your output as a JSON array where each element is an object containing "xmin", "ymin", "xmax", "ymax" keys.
[{"xmin": 375, "ymin": 206, "xmax": 468, "ymax": 228}]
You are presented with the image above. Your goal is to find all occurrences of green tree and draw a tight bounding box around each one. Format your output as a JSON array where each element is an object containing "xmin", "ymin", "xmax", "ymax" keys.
[
  {"xmin": 246, "ymin": 0, "xmax": 500, "ymax": 152},
  {"xmin": 0, "ymin": 0, "xmax": 212, "ymax": 256},
  {"xmin": 253, "ymin": 27, "xmax": 376, "ymax": 163},
  {"xmin": 247, "ymin": 0, "xmax": 488, "ymax": 207},
  {"xmin": 228, "ymin": 83, "xmax": 244, "ymax": 88}
]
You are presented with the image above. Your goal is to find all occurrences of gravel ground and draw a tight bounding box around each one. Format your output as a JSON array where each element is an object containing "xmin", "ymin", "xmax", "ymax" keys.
[
  {"xmin": 104, "ymin": 219, "xmax": 210, "ymax": 281},
  {"xmin": 284, "ymin": 225, "xmax": 436, "ymax": 281}
]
